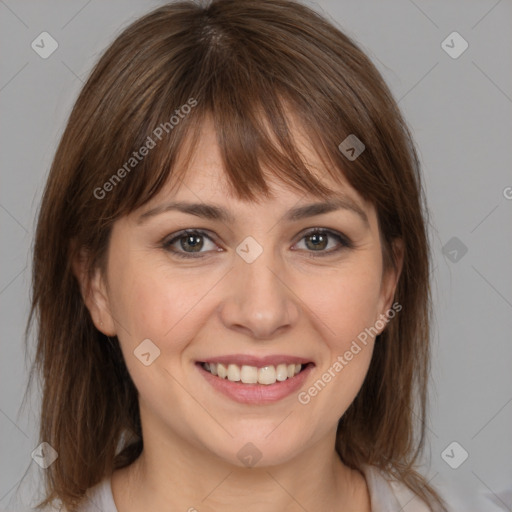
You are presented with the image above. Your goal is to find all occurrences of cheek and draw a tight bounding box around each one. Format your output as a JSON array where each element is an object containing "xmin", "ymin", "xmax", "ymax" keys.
[
  {"xmin": 293, "ymin": 258, "xmax": 383, "ymax": 410},
  {"xmin": 107, "ymin": 259, "xmax": 204, "ymax": 399},
  {"xmin": 303, "ymin": 260, "xmax": 383, "ymax": 346},
  {"xmin": 108, "ymin": 256, "xmax": 220, "ymax": 351}
]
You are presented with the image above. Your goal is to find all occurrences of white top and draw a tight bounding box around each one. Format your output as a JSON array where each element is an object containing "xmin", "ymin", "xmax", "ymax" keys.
[{"xmin": 70, "ymin": 464, "xmax": 432, "ymax": 512}]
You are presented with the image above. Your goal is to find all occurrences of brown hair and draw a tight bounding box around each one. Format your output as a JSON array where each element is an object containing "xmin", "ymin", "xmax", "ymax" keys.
[{"xmin": 26, "ymin": 0, "xmax": 446, "ymax": 510}]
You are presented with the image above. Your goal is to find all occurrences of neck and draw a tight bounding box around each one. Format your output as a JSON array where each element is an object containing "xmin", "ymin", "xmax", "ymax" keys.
[{"xmin": 112, "ymin": 422, "xmax": 370, "ymax": 512}]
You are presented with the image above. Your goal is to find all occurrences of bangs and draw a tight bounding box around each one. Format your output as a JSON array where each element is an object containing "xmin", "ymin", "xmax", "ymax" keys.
[
  {"xmin": 108, "ymin": 82, "xmax": 347, "ymax": 220},
  {"xmin": 77, "ymin": 0, "xmax": 408, "ymax": 260},
  {"xmin": 91, "ymin": 1, "xmax": 384, "ymax": 220}
]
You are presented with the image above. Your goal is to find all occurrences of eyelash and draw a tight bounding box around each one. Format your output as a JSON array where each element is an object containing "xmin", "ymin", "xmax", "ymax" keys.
[{"xmin": 161, "ymin": 228, "xmax": 353, "ymax": 259}]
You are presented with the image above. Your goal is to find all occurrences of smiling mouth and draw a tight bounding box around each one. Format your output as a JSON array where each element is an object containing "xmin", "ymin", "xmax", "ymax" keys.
[{"xmin": 198, "ymin": 361, "xmax": 314, "ymax": 385}]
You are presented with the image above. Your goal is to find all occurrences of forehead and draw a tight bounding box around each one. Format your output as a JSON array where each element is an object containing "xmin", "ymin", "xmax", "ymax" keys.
[
  {"xmin": 130, "ymin": 121, "xmax": 379, "ymax": 240},
  {"xmin": 151, "ymin": 115, "xmax": 371, "ymax": 213}
]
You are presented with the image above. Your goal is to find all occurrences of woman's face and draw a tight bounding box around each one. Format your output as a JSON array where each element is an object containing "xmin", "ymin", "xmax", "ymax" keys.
[{"xmin": 86, "ymin": 118, "xmax": 401, "ymax": 468}]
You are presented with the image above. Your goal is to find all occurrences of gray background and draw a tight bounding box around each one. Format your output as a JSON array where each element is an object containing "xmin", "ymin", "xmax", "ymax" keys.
[{"xmin": 1, "ymin": 0, "xmax": 511, "ymax": 510}]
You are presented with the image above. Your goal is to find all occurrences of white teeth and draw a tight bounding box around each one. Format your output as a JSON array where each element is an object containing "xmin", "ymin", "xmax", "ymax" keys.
[
  {"xmin": 217, "ymin": 363, "xmax": 227, "ymax": 379},
  {"xmin": 240, "ymin": 365, "xmax": 258, "ymax": 384},
  {"xmin": 258, "ymin": 366, "xmax": 276, "ymax": 385},
  {"xmin": 203, "ymin": 362, "xmax": 305, "ymax": 385},
  {"xmin": 276, "ymin": 364, "xmax": 288, "ymax": 381},
  {"xmin": 227, "ymin": 364, "xmax": 241, "ymax": 382}
]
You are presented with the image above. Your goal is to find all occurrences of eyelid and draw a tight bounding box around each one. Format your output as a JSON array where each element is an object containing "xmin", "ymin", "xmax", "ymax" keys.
[
  {"xmin": 162, "ymin": 228, "xmax": 215, "ymax": 245},
  {"xmin": 161, "ymin": 227, "xmax": 353, "ymax": 258},
  {"xmin": 293, "ymin": 227, "xmax": 353, "ymax": 252}
]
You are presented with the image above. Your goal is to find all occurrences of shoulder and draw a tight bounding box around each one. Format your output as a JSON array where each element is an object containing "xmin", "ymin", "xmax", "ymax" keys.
[{"xmin": 360, "ymin": 464, "xmax": 433, "ymax": 512}]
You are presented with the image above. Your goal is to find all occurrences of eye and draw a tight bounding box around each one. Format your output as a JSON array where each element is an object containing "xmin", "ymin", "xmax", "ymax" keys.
[
  {"xmin": 293, "ymin": 228, "xmax": 353, "ymax": 256},
  {"xmin": 161, "ymin": 227, "xmax": 353, "ymax": 259},
  {"xmin": 162, "ymin": 229, "xmax": 220, "ymax": 258}
]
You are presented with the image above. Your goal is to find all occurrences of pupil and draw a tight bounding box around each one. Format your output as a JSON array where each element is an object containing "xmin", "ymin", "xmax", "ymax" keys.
[
  {"xmin": 183, "ymin": 235, "xmax": 203, "ymax": 252},
  {"xmin": 307, "ymin": 233, "xmax": 327, "ymax": 250}
]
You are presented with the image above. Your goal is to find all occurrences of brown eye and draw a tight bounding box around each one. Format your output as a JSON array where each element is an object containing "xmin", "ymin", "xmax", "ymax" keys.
[
  {"xmin": 304, "ymin": 232, "xmax": 329, "ymax": 251},
  {"xmin": 179, "ymin": 234, "xmax": 204, "ymax": 252},
  {"xmin": 163, "ymin": 230, "xmax": 218, "ymax": 258},
  {"xmin": 294, "ymin": 228, "xmax": 353, "ymax": 256}
]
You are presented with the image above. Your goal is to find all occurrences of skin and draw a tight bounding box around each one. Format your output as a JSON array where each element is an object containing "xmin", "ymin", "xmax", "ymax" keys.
[{"xmin": 76, "ymin": 117, "xmax": 403, "ymax": 512}]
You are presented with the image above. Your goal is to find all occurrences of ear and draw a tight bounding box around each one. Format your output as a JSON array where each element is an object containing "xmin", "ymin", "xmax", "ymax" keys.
[
  {"xmin": 72, "ymin": 246, "xmax": 117, "ymax": 336},
  {"xmin": 375, "ymin": 238, "xmax": 404, "ymax": 333}
]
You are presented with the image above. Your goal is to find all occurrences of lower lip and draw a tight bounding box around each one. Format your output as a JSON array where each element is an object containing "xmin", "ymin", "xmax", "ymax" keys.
[{"xmin": 196, "ymin": 363, "xmax": 314, "ymax": 405}]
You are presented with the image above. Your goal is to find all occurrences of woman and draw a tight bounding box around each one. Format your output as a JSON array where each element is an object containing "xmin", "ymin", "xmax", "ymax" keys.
[{"xmin": 28, "ymin": 0, "xmax": 448, "ymax": 510}]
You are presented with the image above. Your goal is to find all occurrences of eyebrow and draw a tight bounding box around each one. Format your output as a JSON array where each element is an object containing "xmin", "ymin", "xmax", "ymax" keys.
[{"xmin": 137, "ymin": 196, "xmax": 369, "ymax": 227}]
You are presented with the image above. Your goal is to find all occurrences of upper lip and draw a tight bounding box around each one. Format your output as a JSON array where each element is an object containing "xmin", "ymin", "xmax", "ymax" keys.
[{"xmin": 198, "ymin": 354, "xmax": 314, "ymax": 367}]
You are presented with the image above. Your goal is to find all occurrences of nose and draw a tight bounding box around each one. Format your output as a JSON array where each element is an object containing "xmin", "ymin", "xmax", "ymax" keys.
[{"xmin": 218, "ymin": 248, "xmax": 300, "ymax": 340}]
